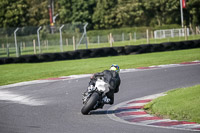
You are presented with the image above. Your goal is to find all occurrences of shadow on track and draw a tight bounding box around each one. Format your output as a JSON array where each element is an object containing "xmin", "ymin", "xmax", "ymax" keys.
[
  {"xmin": 90, "ymin": 110, "xmax": 115, "ymax": 115},
  {"xmin": 89, "ymin": 108, "xmax": 139, "ymax": 115}
]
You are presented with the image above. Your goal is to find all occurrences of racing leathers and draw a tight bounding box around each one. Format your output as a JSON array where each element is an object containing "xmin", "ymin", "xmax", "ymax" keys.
[{"xmin": 88, "ymin": 70, "xmax": 121, "ymax": 105}]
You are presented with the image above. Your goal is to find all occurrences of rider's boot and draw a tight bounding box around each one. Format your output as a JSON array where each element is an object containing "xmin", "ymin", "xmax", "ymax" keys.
[{"xmin": 102, "ymin": 96, "xmax": 111, "ymax": 104}]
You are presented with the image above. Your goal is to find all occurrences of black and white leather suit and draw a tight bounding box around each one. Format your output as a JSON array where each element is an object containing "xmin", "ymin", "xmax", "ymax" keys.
[{"xmin": 88, "ymin": 70, "xmax": 121, "ymax": 104}]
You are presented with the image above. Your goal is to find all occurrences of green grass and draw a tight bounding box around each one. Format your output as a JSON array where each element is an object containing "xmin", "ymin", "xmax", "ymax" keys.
[
  {"xmin": 144, "ymin": 85, "xmax": 200, "ymax": 123},
  {"xmin": 0, "ymin": 48, "xmax": 200, "ymax": 86}
]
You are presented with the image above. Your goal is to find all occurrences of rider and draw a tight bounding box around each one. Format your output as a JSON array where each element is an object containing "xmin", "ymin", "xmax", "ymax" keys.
[{"xmin": 85, "ymin": 64, "xmax": 121, "ymax": 105}]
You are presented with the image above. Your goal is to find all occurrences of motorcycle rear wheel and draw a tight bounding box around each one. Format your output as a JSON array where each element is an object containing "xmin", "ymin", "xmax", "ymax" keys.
[{"xmin": 81, "ymin": 92, "xmax": 99, "ymax": 115}]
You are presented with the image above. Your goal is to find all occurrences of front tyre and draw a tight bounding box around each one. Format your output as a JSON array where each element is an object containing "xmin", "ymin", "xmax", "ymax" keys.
[{"xmin": 81, "ymin": 92, "xmax": 99, "ymax": 115}]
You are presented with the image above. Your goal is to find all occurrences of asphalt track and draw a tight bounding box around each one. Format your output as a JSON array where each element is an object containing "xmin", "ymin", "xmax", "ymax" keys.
[{"xmin": 0, "ymin": 63, "xmax": 200, "ymax": 133}]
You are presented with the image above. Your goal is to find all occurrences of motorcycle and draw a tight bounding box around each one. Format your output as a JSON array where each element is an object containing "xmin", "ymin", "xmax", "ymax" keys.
[{"xmin": 81, "ymin": 77, "xmax": 110, "ymax": 115}]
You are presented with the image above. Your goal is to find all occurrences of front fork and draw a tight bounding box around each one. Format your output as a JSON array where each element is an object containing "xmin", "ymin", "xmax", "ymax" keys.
[{"xmin": 82, "ymin": 90, "xmax": 104, "ymax": 109}]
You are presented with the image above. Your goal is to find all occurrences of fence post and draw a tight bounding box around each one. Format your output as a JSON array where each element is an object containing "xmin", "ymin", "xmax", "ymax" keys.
[
  {"xmin": 110, "ymin": 33, "xmax": 113, "ymax": 47},
  {"xmin": 146, "ymin": 29, "xmax": 149, "ymax": 44},
  {"xmin": 33, "ymin": 39, "xmax": 36, "ymax": 54},
  {"xmin": 76, "ymin": 23, "xmax": 88, "ymax": 49},
  {"xmin": 171, "ymin": 29, "xmax": 174, "ymax": 38},
  {"xmin": 37, "ymin": 26, "xmax": 42, "ymax": 53},
  {"xmin": 184, "ymin": 26, "xmax": 188, "ymax": 40},
  {"xmin": 84, "ymin": 23, "xmax": 88, "ymax": 49},
  {"xmin": 6, "ymin": 44, "xmax": 9, "ymax": 57},
  {"xmin": 59, "ymin": 24, "xmax": 65, "ymax": 52},
  {"xmin": 14, "ymin": 27, "xmax": 19, "ymax": 57},
  {"xmin": 73, "ymin": 36, "xmax": 76, "ymax": 50}
]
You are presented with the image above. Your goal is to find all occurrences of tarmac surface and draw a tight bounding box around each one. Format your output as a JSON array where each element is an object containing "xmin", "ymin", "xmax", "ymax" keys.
[{"xmin": 0, "ymin": 61, "xmax": 200, "ymax": 133}]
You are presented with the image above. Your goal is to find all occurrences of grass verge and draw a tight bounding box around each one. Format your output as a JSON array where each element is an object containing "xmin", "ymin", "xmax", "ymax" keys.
[
  {"xmin": 0, "ymin": 48, "xmax": 200, "ymax": 86},
  {"xmin": 144, "ymin": 85, "xmax": 200, "ymax": 123}
]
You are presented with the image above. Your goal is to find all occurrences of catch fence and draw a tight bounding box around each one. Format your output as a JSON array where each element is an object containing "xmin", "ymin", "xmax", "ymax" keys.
[{"xmin": 0, "ymin": 24, "xmax": 200, "ymax": 57}]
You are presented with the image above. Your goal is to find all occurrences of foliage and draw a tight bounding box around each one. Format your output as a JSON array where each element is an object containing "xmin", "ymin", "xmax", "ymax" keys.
[
  {"xmin": 0, "ymin": 0, "xmax": 29, "ymax": 28},
  {"xmin": 0, "ymin": 0, "xmax": 199, "ymax": 29},
  {"xmin": 26, "ymin": 0, "xmax": 49, "ymax": 26},
  {"xmin": 58, "ymin": 0, "xmax": 96, "ymax": 29}
]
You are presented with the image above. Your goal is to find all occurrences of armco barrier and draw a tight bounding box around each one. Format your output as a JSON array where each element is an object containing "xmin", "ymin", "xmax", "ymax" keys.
[{"xmin": 0, "ymin": 39, "xmax": 199, "ymax": 65}]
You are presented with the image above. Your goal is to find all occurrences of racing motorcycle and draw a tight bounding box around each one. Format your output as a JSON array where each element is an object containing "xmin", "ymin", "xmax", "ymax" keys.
[{"xmin": 81, "ymin": 77, "xmax": 110, "ymax": 115}]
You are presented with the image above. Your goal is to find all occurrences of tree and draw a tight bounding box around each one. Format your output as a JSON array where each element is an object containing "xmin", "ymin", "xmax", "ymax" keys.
[
  {"xmin": 112, "ymin": 0, "xmax": 146, "ymax": 27},
  {"xmin": 27, "ymin": 0, "xmax": 49, "ymax": 26},
  {"xmin": 0, "ymin": 0, "xmax": 29, "ymax": 28},
  {"xmin": 148, "ymin": 0, "xmax": 180, "ymax": 26},
  {"xmin": 58, "ymin": 0, "xmax": 73, "ymax": 24},
  {"xmin": 92, "ymin": 0, "xmax": 118, "ymax": 29},
  {"xmin": 187, "ymin": 0, "xmax": 200, "ymax": 26},
  {"xmin": 71, "ymin": 0, "xmax": 96, "ymax": 29},
  {"xmin": 58, "ymin": 0, "xmax": 96, "ymax": 29}
]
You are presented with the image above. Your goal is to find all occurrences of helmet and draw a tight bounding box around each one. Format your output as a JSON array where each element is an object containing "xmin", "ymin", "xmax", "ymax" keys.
[{"xmin": 110, "ymin": 64, "xmax": 120, "ymax": 73}]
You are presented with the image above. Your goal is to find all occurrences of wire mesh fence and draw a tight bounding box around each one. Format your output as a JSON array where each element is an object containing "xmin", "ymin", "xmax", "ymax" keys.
[
  {"xmin": 0, "ymin": 24, "xmax": 200, "ymax": 58},
  {"xmin": 0, "ymin": 23, "xmax": 87, "ymax": 57}
]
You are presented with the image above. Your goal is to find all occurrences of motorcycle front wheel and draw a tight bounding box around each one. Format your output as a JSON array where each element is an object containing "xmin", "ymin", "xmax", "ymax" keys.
[{"xmin": 81, "ymin": 92, "xmax": 99, "ymax": 115}]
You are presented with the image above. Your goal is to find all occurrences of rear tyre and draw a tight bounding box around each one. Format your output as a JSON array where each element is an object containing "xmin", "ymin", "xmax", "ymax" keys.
[{"xmin": 81, "ymin": 92, "xmax": 99, "ymax": 115}]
